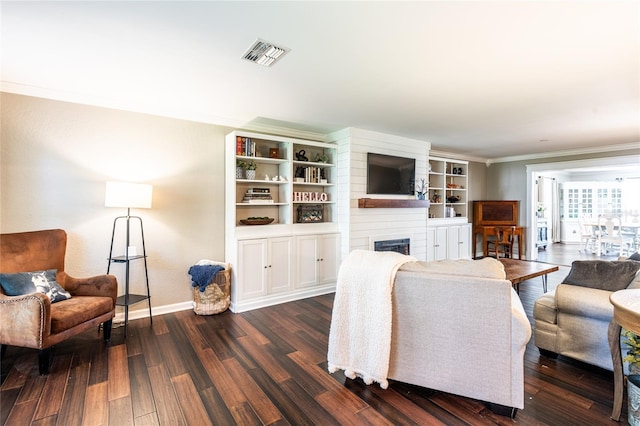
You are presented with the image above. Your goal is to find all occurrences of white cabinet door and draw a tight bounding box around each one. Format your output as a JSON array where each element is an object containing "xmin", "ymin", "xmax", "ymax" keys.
[
  {"xmin": 458, "ymin": 224, "xmax": 471, "ymax": 259},
  {"xmin": 427, "ymin": 227, "xmax": 448, "ymax": 261},
  {"xmin": 295, "ymin": 235, "xmax": 320, "ymax": 288},
  {"xmin": 268, "ymin": 237, "xmax": 293, "ymax": 293},
  {"xmin": 447, "ymin": 224, "xmax": 471, "ymax": 259},
  {"xmin": 237, "ymin": 239, "xmax": 268, "ymax": 299},
  {"xmin": 319, "ymin": 233, "xmax": 340, "ymax": 284},
  {"xmin": 295, "ymin": 233, "xmax": 340, "ymax": 288}
]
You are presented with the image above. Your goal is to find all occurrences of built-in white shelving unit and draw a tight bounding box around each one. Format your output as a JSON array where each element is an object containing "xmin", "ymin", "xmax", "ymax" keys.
[
  {"xmin": 225, "ymin": 130, "xmax": 340, "ymax": 313},
  {"xmin": 427, "ymin": 156, "xmax": 471, "ymax": 260}
]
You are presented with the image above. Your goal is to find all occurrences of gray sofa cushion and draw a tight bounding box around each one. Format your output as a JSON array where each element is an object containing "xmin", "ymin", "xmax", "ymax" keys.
[{"xmin": 563, "ymin": 260, "xmax": 640, "ymax": 291}]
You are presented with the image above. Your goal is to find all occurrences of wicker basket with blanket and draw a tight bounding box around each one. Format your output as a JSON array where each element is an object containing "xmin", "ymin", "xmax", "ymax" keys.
[{"xmin": 188, "ymin": 260, "xmax": 231, "ymax": 315}]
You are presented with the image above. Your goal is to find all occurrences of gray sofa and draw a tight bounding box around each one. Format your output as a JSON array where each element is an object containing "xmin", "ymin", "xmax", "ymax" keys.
[
  {"xmin": 534, "ymin": 259, "xmax": 640, "ymax": 371},
  {"xmin": 388, "ymin": 258, "xmax": 531, "ymax": 417}
]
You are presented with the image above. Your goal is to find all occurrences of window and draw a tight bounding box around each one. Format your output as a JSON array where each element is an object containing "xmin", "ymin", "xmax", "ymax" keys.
[{"xmin": 562, "ymin": 182, "xmax": 632, "ymax": 219}]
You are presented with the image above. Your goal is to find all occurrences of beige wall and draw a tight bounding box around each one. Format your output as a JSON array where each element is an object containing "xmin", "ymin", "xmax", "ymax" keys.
[
  {"xmin": 1, "ymin": 93, "xmax": 231, "ymax": 313},
  {"xmin": 466, "ymin": 160, "xmax": 488, "ymax": 210}
]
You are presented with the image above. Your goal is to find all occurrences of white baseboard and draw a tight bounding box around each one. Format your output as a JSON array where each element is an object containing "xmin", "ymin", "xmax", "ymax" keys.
[
  {"xmin": 230, "ymin": 285, "xmax": 336, "ymax": 313},
  {"xmin": 114, "ymin": 301, "xmax": 193, "ymax": 322}
]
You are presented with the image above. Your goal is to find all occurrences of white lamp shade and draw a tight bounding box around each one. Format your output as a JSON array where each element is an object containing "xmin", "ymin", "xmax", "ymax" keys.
[{"xmin": 105, "ymin": 181, "xmax": 153, "ymax": 208}]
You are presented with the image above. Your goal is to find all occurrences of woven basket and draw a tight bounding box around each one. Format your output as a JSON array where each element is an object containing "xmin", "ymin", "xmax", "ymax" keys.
[{"xmin": 193, "ymin": 267, "xmax": 231, "ymax": 315}]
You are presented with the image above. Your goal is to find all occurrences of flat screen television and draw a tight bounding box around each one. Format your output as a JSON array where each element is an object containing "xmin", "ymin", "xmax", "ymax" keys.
[{"xmin": 366, "ymin": 153, "xmax": 416, "ymax": 195}]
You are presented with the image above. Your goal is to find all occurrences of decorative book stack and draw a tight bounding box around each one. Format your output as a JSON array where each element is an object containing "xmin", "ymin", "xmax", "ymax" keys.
[
  {"xmin": 236, "ymin": 136, "xmax": 256, "ymax": 157},
  {"xmin": 243, "ymin": 188, "xmax": 273, "ymax": 203}
]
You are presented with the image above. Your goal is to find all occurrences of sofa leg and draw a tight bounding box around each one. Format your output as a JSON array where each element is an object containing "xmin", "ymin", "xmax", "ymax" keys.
[
  {"xmin": 539, "ymin": 348, "xmax": 559, "ymax": 358},
  {"xmin": 488, "ymin": 403, "xmax": 518, "ymax": 418},
  {"xmin": 39, "ymin": 348, "xmax": 52, "ymax": 375},
  {"xmin": 103, "ymin": 319, "xmax": 113, "ymax": 341}
]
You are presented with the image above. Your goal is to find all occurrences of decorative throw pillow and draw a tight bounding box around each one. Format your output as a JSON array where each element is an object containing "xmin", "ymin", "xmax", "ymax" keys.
[
  {"xmin": 0, "ymin": 269, "xmax": 71, "ymax": 303},
  {"xmin": 563, "ymin": 260, "xmax": 640, "ymax": 292},
  {"xmin": 629, "ymin": 252, "xmax": 640, "ymax": 261}
]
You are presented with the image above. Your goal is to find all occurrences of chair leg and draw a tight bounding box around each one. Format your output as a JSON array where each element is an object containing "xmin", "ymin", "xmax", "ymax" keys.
[
  {"xmin": 103, "ymin": 319, "xmax": 113, "ymax": 341},
  {"xmin": 39, "ymin": 348, "xmax": 52, "ymax": 375}
]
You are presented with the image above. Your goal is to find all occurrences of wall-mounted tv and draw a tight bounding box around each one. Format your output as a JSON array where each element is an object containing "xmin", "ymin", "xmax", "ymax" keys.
[{"xmin": 366, "ymin": 153, "xmax": 416, "ymax": 195}]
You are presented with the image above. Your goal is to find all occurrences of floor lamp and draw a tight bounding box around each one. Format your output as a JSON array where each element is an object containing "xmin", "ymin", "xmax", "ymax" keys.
[{"xmin": 105, "ymin": 181, "xmax": 153, "ymax": 336}]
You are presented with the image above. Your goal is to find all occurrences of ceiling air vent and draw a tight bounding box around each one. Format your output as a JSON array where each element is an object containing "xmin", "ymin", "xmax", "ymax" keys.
[{"xmin": 242, "ymin": 39, "xmax": 289, "ymax": 67}]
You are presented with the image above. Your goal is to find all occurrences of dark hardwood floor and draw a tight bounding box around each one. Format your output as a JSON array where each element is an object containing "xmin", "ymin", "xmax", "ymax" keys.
[
  {"xmin": 1, "ymin": 244, "xmax": 629, "ymax": 425},
  {"xmin": 536, "ymin": 241, "xmax": 619, "ymax": 266}
]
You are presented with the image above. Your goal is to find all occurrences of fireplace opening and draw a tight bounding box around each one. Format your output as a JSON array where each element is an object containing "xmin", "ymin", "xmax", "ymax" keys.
[{"xmin": 374, "ymin": 238, "xmax": 410, "ymax": 255}]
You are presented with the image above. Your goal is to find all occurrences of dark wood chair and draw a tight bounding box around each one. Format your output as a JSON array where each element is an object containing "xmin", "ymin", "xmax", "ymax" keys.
[{"xmin": 487, "ymin": 226, "xmax": 517, "ymax": 258}]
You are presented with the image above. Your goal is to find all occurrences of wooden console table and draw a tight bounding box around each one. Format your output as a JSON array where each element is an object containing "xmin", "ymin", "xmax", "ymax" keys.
[{"xmin": 608, "ymin": 289, "xmax": 640, "ymax": 420}]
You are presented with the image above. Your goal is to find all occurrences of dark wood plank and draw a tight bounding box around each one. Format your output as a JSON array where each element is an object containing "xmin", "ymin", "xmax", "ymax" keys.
[
  {"xmin": 198, "ymin": 386, "xmax": 240, "ymax": 426},
  {"xmin": 0, "ymin": 387, "xmax": 21, "ymax": 425},
  {"xmin": 222, "ymin": 356, "xmax": 284, "ymax": 424},
  {"xmin": 146, "ymin": 363, "xmax": 186, "ymax": 425},
  {"xmin": 128, "ymin": 354, "xmax": 156, "ymax": 419},
  {"xmin": 108, "ymin": 343, "xmax": 130, "ymax": 400},
  {"xmin": 3, "ymin": 398, "xmax": 38, "ymax": 426},
  {"xmin": 33, "ymin": 354, "xmax": 72, "ymax": 420},
  {"xmin": 82, "ymin": 382, "xmax": 108, "ymax": 426},
  {"xmin": 133, "ymin": 412, "xmax": 160, "ymax": 426},
  {"xmin": 109, "ymin": 396, "xmax": 134, "ymax": 426},
  {"xmin": 171, "ymin": 373, "xmax": 212, "ymax": 426},
  {"xmin": 248, "ymin": 367, "xmax": 314, "ymax": 425},
  {"xmin": 88, "ymin": 340, "xmax": 110, "ymax": 385},
  {"xmin": 55, "ymin": 360, "xmax": 89, "ymax": 426}
]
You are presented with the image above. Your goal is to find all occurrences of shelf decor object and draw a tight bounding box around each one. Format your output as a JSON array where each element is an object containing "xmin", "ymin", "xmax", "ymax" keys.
[
  {"xmin": 105, "ymin": 181, "xmax": 153, "ymax": 336},
  {"xmin": 240, "ymin": 218, "xmax": 275, "ymax": 225}
]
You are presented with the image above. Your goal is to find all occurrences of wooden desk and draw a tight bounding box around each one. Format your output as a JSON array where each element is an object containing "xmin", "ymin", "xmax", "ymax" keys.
[
  {"xmin": 473, "ymin": 226, "xmax": 525, "ymax": 260},
  {"xmin": 608, "ymin": 289, "xmax": 640, "ymax": 420}
]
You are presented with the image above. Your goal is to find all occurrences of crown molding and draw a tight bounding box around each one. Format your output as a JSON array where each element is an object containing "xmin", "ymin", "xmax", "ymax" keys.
[
  {"xmin": 485, "ymin": 142, "xmax": 640, "ymax": 165},
  {"xmin": 236, "ymin": 122, "xmax": 328, "ymax": 142},
  {"xmin": 428, "ymin": 148, "xmax": 488, "ymax": 164}
]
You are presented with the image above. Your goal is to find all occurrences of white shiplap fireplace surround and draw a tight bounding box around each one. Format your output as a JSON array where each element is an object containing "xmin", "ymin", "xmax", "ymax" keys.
[{"xmin": 330, "ymin": 128, "xmax": 431, "ymax": 262}]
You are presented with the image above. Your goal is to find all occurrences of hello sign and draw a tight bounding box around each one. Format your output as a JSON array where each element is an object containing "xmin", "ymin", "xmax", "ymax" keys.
[{"xmin": 294, "ymin": 192, "xmax": 328, "ymax": 202}]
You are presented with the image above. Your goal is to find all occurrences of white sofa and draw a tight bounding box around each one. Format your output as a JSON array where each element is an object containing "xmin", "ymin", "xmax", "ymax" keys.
[{"xmin": 388, "ymin": 258, "xmax": 531, "ymax": 417}]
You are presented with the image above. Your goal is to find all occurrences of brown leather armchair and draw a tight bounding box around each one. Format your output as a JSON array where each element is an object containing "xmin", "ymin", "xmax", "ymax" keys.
[{"xmin": 0, "ymin": 229, "xmax": 117, "ymax": 374}]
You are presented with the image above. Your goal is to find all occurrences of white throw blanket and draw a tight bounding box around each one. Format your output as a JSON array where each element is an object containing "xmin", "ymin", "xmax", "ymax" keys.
[{"xmin": 327, "ymin": 249, "xmax": 416, "ymax": 389}]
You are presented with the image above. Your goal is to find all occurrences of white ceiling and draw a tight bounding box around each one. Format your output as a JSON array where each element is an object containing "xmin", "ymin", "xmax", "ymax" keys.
[{"xmin": 2, "ymin": 1, "xmax": 639, "ymax": 160}]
